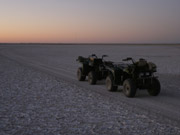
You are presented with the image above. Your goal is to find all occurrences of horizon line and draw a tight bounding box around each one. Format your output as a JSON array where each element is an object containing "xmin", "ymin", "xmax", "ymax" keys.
[{"xmin": 0, "ymin": 42, "xmax": 180, "ymax": 45}]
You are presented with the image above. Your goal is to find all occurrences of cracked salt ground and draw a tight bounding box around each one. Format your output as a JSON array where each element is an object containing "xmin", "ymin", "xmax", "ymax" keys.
[{"xmin": 0, "ymin": 55, "xmax": 180, "ymax": 135}]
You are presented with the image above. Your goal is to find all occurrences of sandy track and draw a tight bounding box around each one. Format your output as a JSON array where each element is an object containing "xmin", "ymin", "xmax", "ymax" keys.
[{"xmin": 1, "ymin": 45, "xmax": 180, "ymax": 128}]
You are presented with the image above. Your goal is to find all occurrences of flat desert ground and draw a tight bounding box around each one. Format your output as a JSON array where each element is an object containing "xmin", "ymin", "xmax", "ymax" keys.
[{"xmin": 0, "ymin": 44, "xmax": 180, "ymax": 134}]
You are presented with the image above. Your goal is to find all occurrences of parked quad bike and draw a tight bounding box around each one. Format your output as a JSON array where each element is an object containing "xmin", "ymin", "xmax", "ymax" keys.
[
  {"xmin": 76, "ymin": 54, "xmax": 109, "ymax": 85},
  {"xmin": 76, "ymin": 55, "xmax": 160, "ymax": 98},
  {"xmin": 105, "ymin": 57, "xmax": 160, "ymax": 97}
]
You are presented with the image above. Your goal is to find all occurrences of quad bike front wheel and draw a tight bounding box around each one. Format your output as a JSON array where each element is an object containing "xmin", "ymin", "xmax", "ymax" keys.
[
  {"xmin": 123, "ymin": 79, "xmax": 137, "ymax": 97},
  {"xmin": 77, "ymin": 68, "xmax": 86, "ymax": 81},
  {"xmin": 88, "ymin": 71, "xmax": 97, "ymax": 85},
  {"xmin": 147, "ymin": 78, "xmax": 161, "ymax": 96},
  {"xmin": 106, "ymin": 75, "xmax": 118, "ymax": 92}
]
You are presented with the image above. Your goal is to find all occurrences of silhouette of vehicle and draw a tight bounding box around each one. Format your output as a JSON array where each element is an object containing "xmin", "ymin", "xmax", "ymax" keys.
[
  {"xmin": 76, "ymin": 55, "xmax": 160, "ymax": 98},
  {"xmin": 105, "ymin": 57, "xmax": 160, "ymax": 97},
  {"xmin": 76, "ymin": 54, "xmax": 109, "ymax": 84}
]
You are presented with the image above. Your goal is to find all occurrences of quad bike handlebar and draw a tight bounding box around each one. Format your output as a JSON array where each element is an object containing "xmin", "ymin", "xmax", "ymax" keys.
[
  {"xmin": 89, "ymin": 54, "xmax": 108, "ymax": 60},
  {"xmin": 122, "ymin": 57, "xmax": 135, "ymax": 64},
  {"xmin": 102, "ymin": 55, "xmax": 108, "ymax": 59},
  {"xmin": 89, "ymin": 54, "xmax": 97, "ymax": 58}
]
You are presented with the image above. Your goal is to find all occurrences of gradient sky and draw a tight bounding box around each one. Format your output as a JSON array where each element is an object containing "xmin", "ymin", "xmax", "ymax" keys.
[{"xmin": 0, "ymin": 0, "xmax": 180, "ymax": 43}]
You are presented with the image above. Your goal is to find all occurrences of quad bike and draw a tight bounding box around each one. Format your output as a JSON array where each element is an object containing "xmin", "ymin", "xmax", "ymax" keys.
[
  {"xmin": 77, "ymin": 55, "xmax": 160, "ymax": 98},
  {"xmin": 76, "ymin": 54, "xmax": 109, "ymax": 84},
  {"xmin": 105, "ymin": 57, "xmax": 160, "ymax": 97}
]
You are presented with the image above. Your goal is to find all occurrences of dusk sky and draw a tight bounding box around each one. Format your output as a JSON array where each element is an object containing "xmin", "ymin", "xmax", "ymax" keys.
[{"xmin": 0, "ymin": 0, "xmax": 180, "ymax": 43}]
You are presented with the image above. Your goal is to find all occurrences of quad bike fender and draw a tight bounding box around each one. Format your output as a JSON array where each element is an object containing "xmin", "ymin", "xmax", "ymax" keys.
[{"xmin": 108, "ymin": 69, "xmax": 122, "ymax": 85}]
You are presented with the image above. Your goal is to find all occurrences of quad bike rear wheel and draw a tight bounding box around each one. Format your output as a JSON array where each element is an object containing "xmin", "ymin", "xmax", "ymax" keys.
[
  {"xmin": 106, "ymin": 75, "xmax": 118, "ymax": 92},
  {"xmin": 147, "ymin": 78, "xmax": 160, "ymax": 96},
  {"xmin": 123, "ymin": 79, "xmax": 137, "ymax": 97},
  {"xmin": 77, "ymin": 68, "xmax": 86, "ymax": 81},
  {"xmin": 88, "ymin": 71, "xmax": 97, "ymax": 85}
]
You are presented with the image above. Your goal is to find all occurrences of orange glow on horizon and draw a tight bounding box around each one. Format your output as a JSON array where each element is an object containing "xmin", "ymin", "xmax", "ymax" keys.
[
  {"xmin": 0, "ymin": 18, "xmax": 153, "ymax": 43},
  {"xmin": 0, "ymin": 0, "xmax": 180, "ymax": 43}
]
